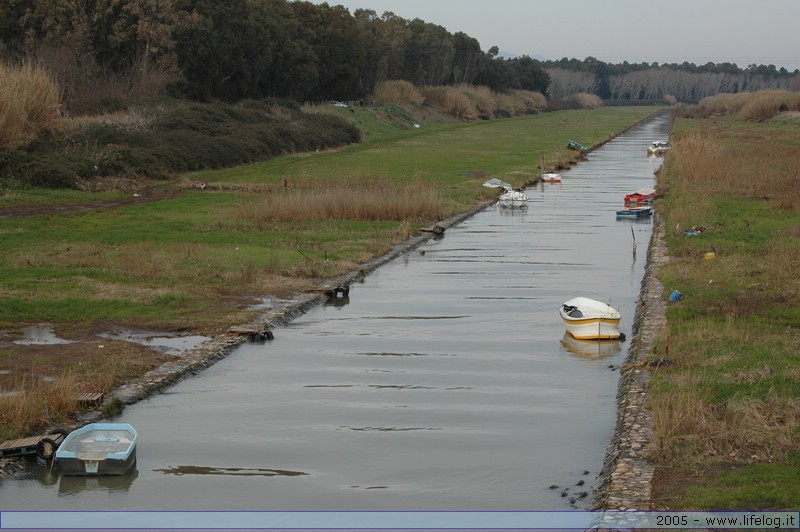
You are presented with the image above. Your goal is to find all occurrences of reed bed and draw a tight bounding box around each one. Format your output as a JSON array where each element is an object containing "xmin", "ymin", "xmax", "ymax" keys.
[
  {"xmin": 697, "ymin": 89, "xmax": 800, "ymax": 121},
  {"xmin": 0, "ymin": 343, "xmax": 170, "ymax": 440},
  {"xmin": 376, "ymin": 81, "xmax": 547, "ymax": 120},
  {"xmin": 237, "ymin": 178, "xmax": 446, "ymax": 225},
  {"xmin": 0, "ymin": 375, "xmax": 79, "ymax": 440},
  {"xmin": 0, "ymin": 61, "xmax": 61, "ymax": 150}
]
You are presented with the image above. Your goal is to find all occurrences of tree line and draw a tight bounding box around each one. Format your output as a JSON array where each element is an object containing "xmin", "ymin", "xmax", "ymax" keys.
[
  {"xmin": 1, "ymin": 0, "xmax": 797, "ymax": 113},
  {"xmin": 544, "ymin": 57, "xmax": 799, "ymax": 102}
]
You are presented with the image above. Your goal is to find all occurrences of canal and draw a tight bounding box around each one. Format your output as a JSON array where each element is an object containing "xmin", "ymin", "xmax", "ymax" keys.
[{"xmin": 2, "ymin": 113, "xmax": 671, "ymax": 513}]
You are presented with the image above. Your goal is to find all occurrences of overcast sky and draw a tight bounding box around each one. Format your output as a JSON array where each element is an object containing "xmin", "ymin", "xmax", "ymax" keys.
[{"xmin": 312, "ymin": 0, "xmax": 800, "ymax": 72}]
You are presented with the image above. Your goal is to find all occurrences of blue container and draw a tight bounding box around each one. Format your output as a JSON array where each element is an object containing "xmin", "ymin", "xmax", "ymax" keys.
[{"xmin": 669, "ymin": 289, "xmax": 682, "ymax": 302}]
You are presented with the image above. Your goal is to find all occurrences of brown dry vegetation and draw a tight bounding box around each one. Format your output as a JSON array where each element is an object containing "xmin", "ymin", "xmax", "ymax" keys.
[
  {"xmin": 0, "ymin": 61, "xmax": 61, "ymax": 150},
  {"xmin": 696, "ymin": 90, "xmax": 800, "ymax": 121},
  {"xmin": 0, "ymin": 336, "xmax": 170, "ymax": 439},
  {"xmin": 375, "ymin": 80, "xmax": 549, "ymax": 120}
]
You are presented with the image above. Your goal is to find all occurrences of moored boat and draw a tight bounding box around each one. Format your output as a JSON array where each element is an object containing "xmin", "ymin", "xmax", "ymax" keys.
[
  {"xmin": 560, "ymin": 297, "xmax": 622, "ymax": 340},
  {"xmin": 624, "ymin": 187, "xmax": 656, "ymax": 205},
  {"xmin": 647, "ymin": 141, "xmax": 670, "ymax": 155},
  {"xmin": 497, "ymin": 188, "xmax": 529, "ymax": 208},
  {"xmin": 540, "ymin": 155, "xmax": 562, "ymax": 183},
  {"xmin": 483, "ymin": 178, "xmax": 529, "ymax": 208},
  {"xmin": 55, "ymin": 423, "xmax": 137, "ymax": 476},
  {"xmin": 541, "ymin": 171, "xmax": 562, "ymax": 183},
  {"xmin": 616, "ymin": 205, "xmax": 652, "ymax": 218}
]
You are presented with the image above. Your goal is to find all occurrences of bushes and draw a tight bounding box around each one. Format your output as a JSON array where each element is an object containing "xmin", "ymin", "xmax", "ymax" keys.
[
  {"xmin": 418, "ymin": 84, "xmax": 547, "ymax": 120},
  {"xmin": 0, "ymin": 61, "xmax": 61, "ymax": 151},
  {"xmin": 697, "ymin": 90, "xmax": 800, "ymax": 121},
  {"xmin": 373, "ymin": 80, "xmax": 425, "ymax": 106},
  {"xmin": 3, "ymin": 100, "xmax": 361, "ymax": 188},
  {"xmin": 560, "ymin": 92, "xmax": 603, "ymax": 109}
]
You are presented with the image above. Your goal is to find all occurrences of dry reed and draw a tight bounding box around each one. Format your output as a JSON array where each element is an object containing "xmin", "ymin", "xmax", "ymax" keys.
[
  {"xmin": 0, "ymin": 61, "xmax": 61, "ymax": 150},
  {"xmin": 372, "ymin": 80, "xmax": 425, "ymax": 106},
  {"xmin": 236, "ymin": 177, "xmax": 447, "ymax": 225},
  {"xmin": 0, "ymin": 375, "xmax": 79, "ymax": 438},
  {"xmin": 561, "ymin": 92, "xmax": 603, "ymax": 109}
]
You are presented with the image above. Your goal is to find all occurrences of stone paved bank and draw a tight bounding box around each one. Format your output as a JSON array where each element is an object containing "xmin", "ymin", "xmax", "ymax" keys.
[{"xmin": 593, "ymin": 215, "xmax": 668, "ymax": 510}]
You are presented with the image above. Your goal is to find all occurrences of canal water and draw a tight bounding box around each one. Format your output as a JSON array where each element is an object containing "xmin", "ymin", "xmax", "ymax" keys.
[{"xmin": 1, "ymin": 114, "xmax": 671, "ymax": 513}]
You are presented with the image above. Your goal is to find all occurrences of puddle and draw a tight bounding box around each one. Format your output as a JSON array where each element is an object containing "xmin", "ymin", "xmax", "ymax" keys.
[
  {"xmin": 13, "ymin": 324, "xmax": 75, "ymax": 346},
  {"xmin": 97, "ymin": 329, "xmax": 209, "ymax": 356}
]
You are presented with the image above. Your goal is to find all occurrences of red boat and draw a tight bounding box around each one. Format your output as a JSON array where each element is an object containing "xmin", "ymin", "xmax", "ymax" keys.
[{"xmin": 624, "ymin": 187, "xmax": 656, "ymax": 205}]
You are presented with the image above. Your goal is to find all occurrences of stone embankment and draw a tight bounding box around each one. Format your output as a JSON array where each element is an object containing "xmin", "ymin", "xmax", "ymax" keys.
[{"xmin": 593, "ymin": 215, "xmax": 669, "ymax": 510}]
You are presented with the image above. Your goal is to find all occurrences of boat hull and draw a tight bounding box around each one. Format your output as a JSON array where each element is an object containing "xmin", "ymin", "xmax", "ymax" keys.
[
  {"xmin": 55, "ymin": 423, "xmax": 138, "ymax": 476},
  {"xmin": 560, "ymin": 297, "xmax": 622, "ymax": 340},
  {"xmin": 616, "ymin": 206, "xmax": 652, "ymax": 217},
  {"xmin": 57, "ymin": 448, "xmax": 137, "ymax": 476},
  {"xmin": 561, "ymin": 317, "xmax": 621, "ymax": 340}
]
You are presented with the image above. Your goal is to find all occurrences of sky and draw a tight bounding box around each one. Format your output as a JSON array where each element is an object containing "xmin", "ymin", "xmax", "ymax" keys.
[{"xmin": 312, "ymin": 0, "xmax": 800, "ymax": 72}]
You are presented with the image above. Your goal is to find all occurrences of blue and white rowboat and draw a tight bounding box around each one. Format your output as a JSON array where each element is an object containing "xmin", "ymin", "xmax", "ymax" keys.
[{"xmin": 55, "ymin": 423, "xmax": 137, "ymax": 476}]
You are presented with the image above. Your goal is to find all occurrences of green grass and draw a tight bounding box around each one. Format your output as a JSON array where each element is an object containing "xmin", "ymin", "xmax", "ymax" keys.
[{"xmin": 682, "ymin": 454, "xmax": 800, "ymax": 509}]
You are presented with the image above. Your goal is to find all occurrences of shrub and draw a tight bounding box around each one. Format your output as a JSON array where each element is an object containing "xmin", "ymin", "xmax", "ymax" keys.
[
  {"xmin": 0, "ymin": 61, "xmax": 61, "ymax": 150},
  {"xmin": 739, "ymin": 90, "xmax": 800, "ymax": 121},
  {"xmin": 373, "ymin": 80, "xmax": 425, "ymax": 106},
  {"xmin": 561, "ymin": 92, "xmax": 603, "ymax": 109},
  {"xmin": 698, "ymin": 92, "xmax": 753, "ymax": 115}
]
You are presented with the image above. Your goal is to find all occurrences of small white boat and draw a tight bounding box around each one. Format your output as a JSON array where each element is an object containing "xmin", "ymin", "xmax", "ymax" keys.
[
  {"xmin": 55, "ymin": 423, "xmax": 137, "ymax": 476},
  {"xmin": 539, "ymin": 156, "xmax": 562, "ymax": 182},
  {"xmin": 647, "ymin": 141, "xmax": 670, "ymax": 155},
  {"xmin": 497, "ymin": 188, "xmax": 529, "ymax": 208},
  {"xmin": 482, "ymin": 178, "xmax": 528, "ymax": 208},
  {"xmin": 560, "ymin": 297, "xmax": 622, "ymax": 340}
]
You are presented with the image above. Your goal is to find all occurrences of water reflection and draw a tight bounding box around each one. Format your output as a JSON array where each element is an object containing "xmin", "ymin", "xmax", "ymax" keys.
[
  {"xmin": 59, "ymin": 468, "xmax": 138, "ymax": 495},
  {"xmin": 97, "ymin": 329, "xmax": 209, "ymax": 356},
  {"xmin": 560, "ymin": 333, "xmax": 623, "ymax": 360},
  {"xmin": 155, "ymin": 465, "xmax": 307, "ymax": 477},
  {"xmin": 13, "ymin": 323, "xmax": 74, "ymax": 345}
]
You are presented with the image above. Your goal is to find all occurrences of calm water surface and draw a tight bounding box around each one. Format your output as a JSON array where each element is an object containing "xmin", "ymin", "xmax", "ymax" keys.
[{"xmin": 2, "ymin": 114, "xmax": 671, "ymax": 513}]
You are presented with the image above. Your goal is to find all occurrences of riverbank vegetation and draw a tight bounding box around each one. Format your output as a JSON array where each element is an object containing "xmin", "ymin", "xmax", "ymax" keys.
[{"xmin": 648, "ymin": 103, "xmax": 800, "ymax": 508}]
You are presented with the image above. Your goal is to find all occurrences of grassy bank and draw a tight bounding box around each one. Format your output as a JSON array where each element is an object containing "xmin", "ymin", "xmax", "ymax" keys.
[
  {"xmin": 649, "ymin": 111, "xmax": 800, "ymax": 508},
  {"xmin": 0, "ymin": 106, "xmax": 656, "ymax": 441}
]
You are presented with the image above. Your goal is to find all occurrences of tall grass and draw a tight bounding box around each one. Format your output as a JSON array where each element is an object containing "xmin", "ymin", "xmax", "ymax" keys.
[
  {"xmin": 236, "ymin": 177, "xmax": 447, "ymax": 224},
  {"xmin": 0, "ymin": 61, "xmax": 61, "ymax": 150},
  {"xmin": 697, "ymin": 89, "xmax": 800, "ymax": 120},
  {"xmin": 377, "ymin": 81, "xmax": 547, "ymax": 120},
  {"xmin": 0, "ymin": 375, "xmax": 79, "ymax": 440},
  {"xmin": 373, "ymin": 80, "xmax": 425, "ymax": 106},
  {"xmin": 561, "ymin": 92, "xmax": 604, "ymax": 109}
]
